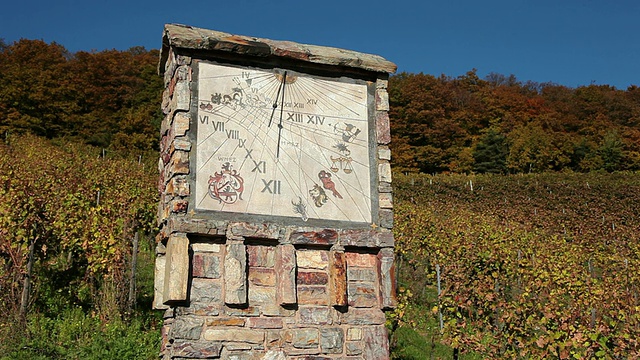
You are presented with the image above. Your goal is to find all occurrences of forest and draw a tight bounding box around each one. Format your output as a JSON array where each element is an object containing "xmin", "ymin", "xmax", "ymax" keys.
[{"xmin": 0, "ymin": 38, "xmax": 639, "ymax": 358}]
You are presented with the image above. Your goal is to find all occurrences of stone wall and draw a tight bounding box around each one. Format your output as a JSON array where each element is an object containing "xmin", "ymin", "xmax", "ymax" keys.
[{"xmin": 155, "ymin": 24, "xmax": 396, "ymax": 360}]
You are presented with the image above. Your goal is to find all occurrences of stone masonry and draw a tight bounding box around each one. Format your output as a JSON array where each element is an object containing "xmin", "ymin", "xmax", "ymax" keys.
[{"xmin": 155, "ymin": 24, "xmax": 397, "ymax": 360}]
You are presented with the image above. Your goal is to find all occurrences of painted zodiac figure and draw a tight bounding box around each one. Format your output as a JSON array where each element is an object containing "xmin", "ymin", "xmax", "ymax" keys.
[
  {"xmin": 309, "ymin": 184, "xmax": 328, "ymax": 208},
  {"xmin": 318, "ymin": 170, "xmax": 343, "ymax": 199}
]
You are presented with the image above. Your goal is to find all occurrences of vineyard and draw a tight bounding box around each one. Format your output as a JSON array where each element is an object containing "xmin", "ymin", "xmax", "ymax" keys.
[
  {"xmin": 0, "ymin": 135, "xmax": 159, "ymax": 359},
  {"xmin": 393, "ymin": 172, "xmax": 640, "ymax": 359}
]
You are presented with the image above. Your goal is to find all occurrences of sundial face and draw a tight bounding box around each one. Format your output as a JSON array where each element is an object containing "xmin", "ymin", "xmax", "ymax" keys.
[{"xmin": 193, "ymin": 62, "xmax": 374, "ymax": 224}]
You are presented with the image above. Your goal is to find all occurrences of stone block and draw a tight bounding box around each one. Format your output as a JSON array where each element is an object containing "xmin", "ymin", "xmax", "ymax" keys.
[
  {"xmin": 247, "ymin": 317, "xmax": 284, "ymax": 329},
  {"xmin": 206, "ymin": 317, "xmax": 245, "ymax": 327},
  {"xmin": 347, "ymin": 267, "xmax": 377, "ymax": 283},
  {"xmin": 224, "ymin": 243, "xmax": 247, "ymax": 305},
  {"xmin": 346, "ymin": 327, "xmax": 362, "ymax": 341},
  {"xmin": 297, "ymin": 286, "xmax": 329, "ymax": 306},
  {"xmin": 153, "ymin": 255, "xmax": 169, "ymax": 309},
  {"xmin": 171, "ymin": 317, "xmax": 203, "ymax": 340},
  {"xmin": 379, "ymin": 209, "xmax": 393, "ymax": 229},
  {"xmin": 378, "ymin": 248, "xmax": 397, "ymax": 309},
  {"xmin": 347, "ymin": 282, "xmax": 378, "ymax": 308},
  {"xmin": 248, "ymin": 245, "xmax": 276, "ymax": 268},
  {"xmin": 225, "ymin": 306, "xmax": 260, "ymax": 317},
  {"xmin": 344, "ymin": 252, "xmax": 377, "ymax": 268},
  {"xmin": 328, "ymin": 251, "xmax": 347, "ymax": 307},
  {"xmin": 166, "ymin": 176, "xmax": 190, "ymax": 197},
  {"xmin": 378, "ymin": 161, "xmax": 392, "ymax": 183},
  {"xmin": 191, "ymin": 242, "xmax": 221, "ymax": 253},
  {"xmin": 285, "ymin": 329, "xmax": 319, "ymax": 349},
  {"xmin": 379, "ymin": 193, "xmax": 393, "ymax": 209},
  {"xmin": 297, "ymin": 271, "xmax": 328, "ymax": 285},
  {"xmin": 376, "ymin": 112, "xmax": 391, "ymax": 145},
  {"xmin": 296, "ymin": 250, "xmax": 329, "ymax": 270},
  {"xmin": 299, "ymin": 306, "xmax": 332, "ymax": 325},
  {"xmin": 173, "ymin": 111, "xmax": 191, "ymax": 136},
  {"xmin": 276, "ymin": 244, "xmax": 297, "ymax": 305},
  {"xmin": 230, "ymin": 222, "xmax": 280, "ymax": 239},
  {"xmin": 190, "ymin": 278, "xmax": 222, "ymax": 303},
  {"xmin": 203, "ymin": 328, "xmax": 265, "ymax": 344},
  {"xmin": 320, "ymin": 328, "xmax": 344, "ymax": 354},
  {"xmin": 340, "ymin": 308, "xmax": 386, "ymax": 325},
  {"xmin": 378, "ymin": 146, "xmax": 391, "ymax": 160},
  {"xmin": 171, "ymin": 340, "xmax": 222, "ymax": 358},
  {"xmin": 163, "ymin": 233, "xmax": 190, "ymax": 304},
  {"xmin": 363, "ymin": 325, "xmax": 390, "ymax": 360},
  {"xmin": 248, "ymin": 284, "xmax": 276, "ymax": 305},
  {"xmin": 290, "ymin": 229, "xmax": 338, "ymax": 245},
  {"xmin": 346, "ymin": 342, "xmax": 364, "ymax": 356},
  {"xmin": 375, "ymin": 88, "xmax": 389, "ymax": 111},
  {"xmin": 175, "ymin": 303, "xmax": 221, "ymax": 317},
  {"xmin": 249, "ymin": 268, "xmax": 277, "ymax": 286},
  {"xmin": 378, "ymin": 181, "xmax": 392, "ymax": 193},
  {"xmin": 192, "ymin": 253, "xmax": 221, "ymax": 278}
]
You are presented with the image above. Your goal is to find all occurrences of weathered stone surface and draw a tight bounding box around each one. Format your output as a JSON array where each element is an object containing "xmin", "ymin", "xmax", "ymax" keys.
[
  {"xmin": 247, "ymin": 317, "xmax": 284, "ymax": 329},
  {"xmin": 248, "ymin": 284, "xmax": 276, "ymax": 304},
  {"xmin": 163, "ymin": 233, "xmax": 190, "ymax": 303},
  {"xmin": 168, "ymin": 150, "xmax": 190, "ymax": 177},
  {"xmin": 379, "ymin": 181, "xmax": 392, "ymax": 193},
  {"xmin": 379, "ymin": 193, "xmax": 393, "ymax": 209},
  {"xmin": 203, "ymin": 328, "xmax": 265, "ymax": 344},
  {"xmin": 320, "ymin": 328, "xmax": 344, "ymax": 354},
  {"xmin": 328, "ymin": 251, "xmax": 347, "ymax": 307},
  {"xmin": 379, "ymin": 209, "xmax": 394, "ymax": 229},
  {"xmin": 297, "ymin": 286, "xmax": 329, "ymax": 306},
  {"xmin": 363, "ymin": 325, "xmax": 390, "ymax": 360},
  {"xmin": 249, "ymin": 268, "xmax": 277, "ymax": 286},
  {"xmin": 225, "ymin": 305, "xmax": 260, "ymax": 317},
  {"xmin": 153, "ymin": 255, "xmax": 169, "ymax": 309},
  {"xmin": 248, "ymin": 246, "xmax": 276, "ymax": 268},
  {"xmin": 166, "ymin": 176, "xmax": 190, "ymax": 197},
  {"xmin": 191, "ymin": 242, "xmax": 221, "ymax": 253},
  {"xmin": 190, "ymin": 278, "xmax": 222, "ymax": 303},
  {"xmin": 297, "ymin": 271, "xmax": 328, "ymax": 285},
  {"xmin": 206, "ymin": 317, "xmax": 245, "ymax": 327},
  {"xmin": 347, "ymin": 327, "xmax": 362, "ymax": 341},
  {"xmin": 171, "ymin": 340, "xmax": 222, "ymax": 358},
  {"xmin": 192, "ymin": 253, "xmax": 221, "ymax": 278},
  {"xmin": 172, "ymin": 137, "xmax": 192, "ymax": 152},
  {"xmin": 173, "ymin": 111, "xmax": 191, "ymax": 136},
  {"xmin": 375, "ymin": 89, "xmax": 389, "ymax": 111},
  {"xmin": 224, "ymin": 243, "xmax": 247, "ymax": 305},
  {"xmin": 161, "ymin": 24, "xmax": 397, "ymax": 74},
  {"xmin": 284, "ymin": 329, "xmax": 319, "ymax": 349},
  {"xmin": 299, "ymin": 306, "xmax": 332, "ymax": 325},
  {"xmin": 171, "ymin": 199, "xmax": 189, "ymax": 214},
  {"xmin": 378, "ymin": 161, "xmax": 392, "ymax": 183},
  {"xmin": 344, "ymin": 252, "xmax": 377, "ymax": 268},
  {"xmin": 378, "ymin": 248, "xmax": 397, "ymax": 309},
  {"xmin": 376, "ymin": 111, "xmax": 391, "ymax": 145},
  {"xmin": 230, "ymin": 222, "xmax": 280, "ymax": 239},
  {"xmin": 340, "ymin": 308, "xmax": 386, "ymax": 325},
  {"xmin": 171, "ymin": 317, "xmax": 203, "ymax": 340},
  {"xmin": 339, "ymin": 229, "xmax": 394, "ymax": 248},
  {"xmin": 348, "ymin": 282, "xmax": 378, "ymax": 308},
  {"xmin": 289, "ymin": 229, "xmax": 338, "ymax": 245},
  {"xmin": 296, "ymin": 250, "xmax": 329, "ymax": 270},
  {"xmin": 276, "ymin": 244, "xmax": 297, "ymax": 305},
  {"xmin": 346, "ymin": 342, "xmax": 364, "ymax": 356},
  {"xmin": 378, "ymin": 146, "xmax": 391, "ymax": 161},
  {"xmin": 167, "ymin": 217, "xmax": 228, "ymax": 236},
  {"xmin": 175, "ymin": 302, "xmax": 221, "ymax": 316},
  {"xmin": 347, "ymin": 267, "xmax": 377, "ymax": 283}
]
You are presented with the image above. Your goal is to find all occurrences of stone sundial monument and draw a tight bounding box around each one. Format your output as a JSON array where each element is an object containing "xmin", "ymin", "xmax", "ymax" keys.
[{"xmin": 154, "ymin": 23, "xmax": 397, "ymax": 359}]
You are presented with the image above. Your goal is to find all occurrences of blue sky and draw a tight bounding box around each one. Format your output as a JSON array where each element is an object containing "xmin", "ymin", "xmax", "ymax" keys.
[{"xmin": 1, "ymin": 0, "xmax": 638, "ymax": 89}]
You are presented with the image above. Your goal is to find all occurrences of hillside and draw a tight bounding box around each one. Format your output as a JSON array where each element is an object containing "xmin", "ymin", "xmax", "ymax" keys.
[{"xmin": 393, "ymin": 172, "xmax": 640, "ymax": 358}]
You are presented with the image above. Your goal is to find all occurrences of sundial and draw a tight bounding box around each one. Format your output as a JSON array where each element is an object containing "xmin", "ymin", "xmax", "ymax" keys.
[{"xmin": 193, "ymin": 62, "xmax": 375, "ymax": 225}]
